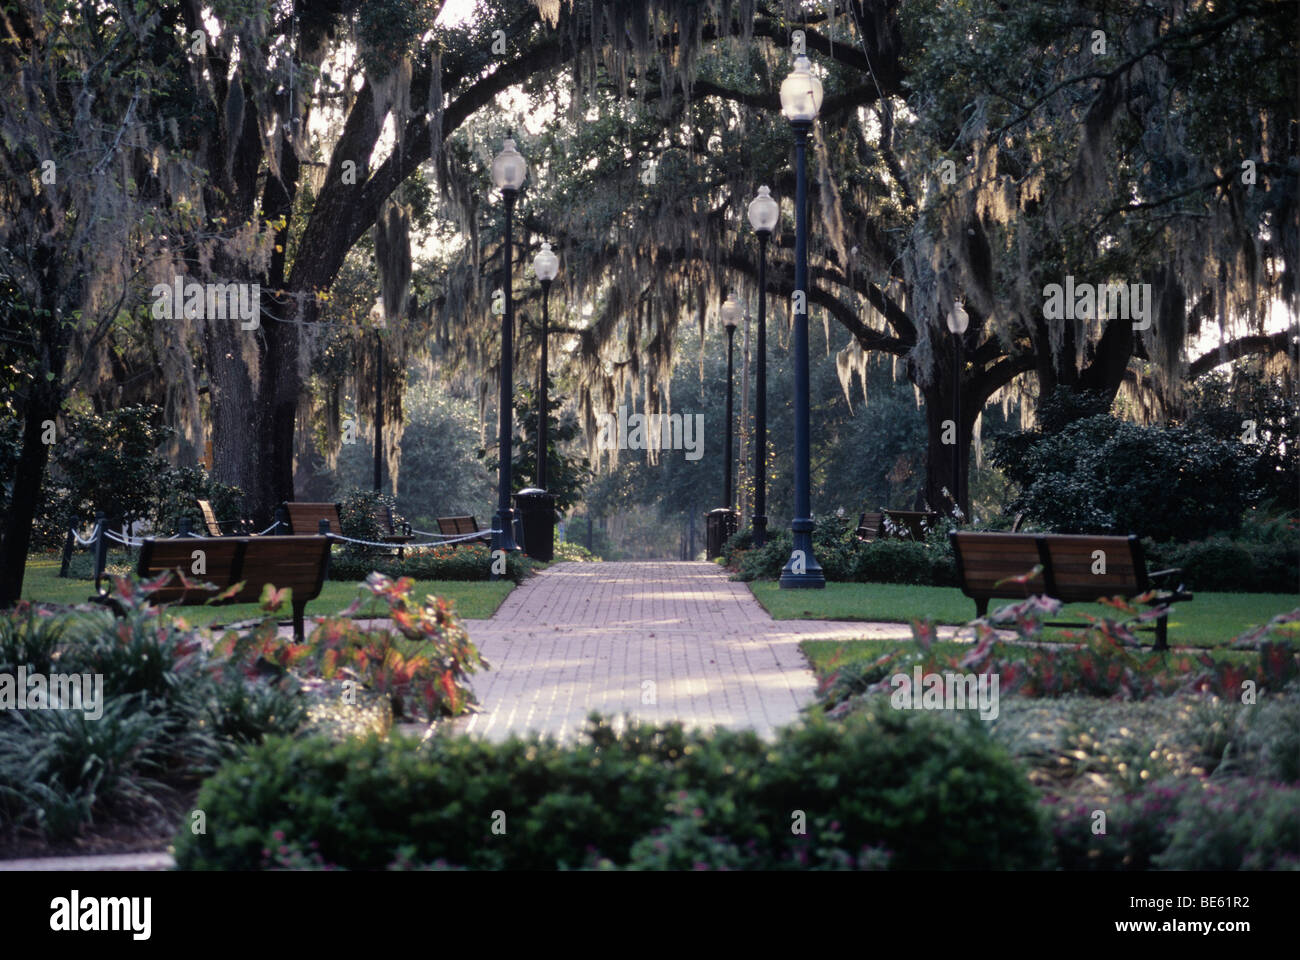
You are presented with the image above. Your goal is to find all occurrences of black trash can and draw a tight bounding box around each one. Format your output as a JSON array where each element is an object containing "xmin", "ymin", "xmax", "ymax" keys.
[
  {"xmin": 514, "ymin": 488, "xmax": 556, "ymax": 561},
  {"xmin": 705, "ymin": 507, "xmax": 738, "ymax": 560}
]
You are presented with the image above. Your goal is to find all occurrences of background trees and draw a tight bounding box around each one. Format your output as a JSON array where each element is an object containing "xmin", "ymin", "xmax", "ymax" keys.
[{"xmin": 1, "ymin": 1, "xmax": 1295, "ymax": 581}]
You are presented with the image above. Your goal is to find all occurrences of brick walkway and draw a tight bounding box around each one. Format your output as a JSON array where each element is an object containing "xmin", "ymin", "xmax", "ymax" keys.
[{"xmin": 449, "ymin": 561, "xmax": 960, "ymax": 743}]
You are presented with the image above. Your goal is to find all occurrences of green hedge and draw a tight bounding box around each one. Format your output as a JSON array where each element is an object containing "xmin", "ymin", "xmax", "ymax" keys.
[
  {"xmin": 174, "ymin": 703, "xmax": 1047, "ymax": 870},
  {"xmin": 329, "ymin": 544, "xmax": 535, "ymax": 584},
  {"xmin": 728, "ymin": 517, "xmax": 956, "ymax": 587},
  {"xmin": 725, "ymin": 519, "xmax": 1294, "ymax": 594},
  {"xmin": 1143, "ymin": 537, "xmax": 1298, "ymax": 594}
]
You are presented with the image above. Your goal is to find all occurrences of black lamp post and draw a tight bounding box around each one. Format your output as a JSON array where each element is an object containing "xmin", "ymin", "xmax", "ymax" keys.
[
  {"xmin": 533, "ymin": 241, "xmax": 559, "ymax": 490},
  {"xmin": 373, "ymin": 325, "xmax": 383, "ymax": 492},
  {"xmin": 947, "ymin": 299, "xmax": 969, "ymax": 518},
  {"xmin": 720, "ymin": 292, "xmax": 740, "ymax": 509},
  {"xmin": 491, "ymin": 137, "xmax": 527, "ymax": 557},
  {"xmin": 778, "ymin": 56, "xmax": 825, "ymax": 589},
  {"xmin": 747, "ymin": 186, "xmax": 779, "ymax": 547}
]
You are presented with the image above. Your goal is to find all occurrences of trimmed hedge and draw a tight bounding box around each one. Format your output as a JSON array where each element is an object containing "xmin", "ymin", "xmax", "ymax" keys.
[
  {"xmin": 1144, "ymin": 537, "xmax": 1299, "ymax": 594},
  {"xmin": 725, "ymin": 520, "xmax": 1294, "ymax": 594},
  {"xmin": 329, "ymin": 543, "xmax": 535, "ymax": 584},
  {"xmin": 727, "ymin": 517, "xmax": 957, "ymax": 587},
  {"xmin": 174, "ymin": 704, "xmax": 1047, "ymax": 870}
]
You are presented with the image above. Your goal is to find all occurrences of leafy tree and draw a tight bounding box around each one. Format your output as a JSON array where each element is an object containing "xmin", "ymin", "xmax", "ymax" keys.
[
  {"xmin": 991, "ymin": 412, "xmax": 1255, "ymax": 541},
  {"xmin": 0, "ymin": 2, "xmax": 208, "ymax": 603},
  {"xmin": 1182, "ymin": 365, "xmax": 1299, "ymax": 513},
  {"xmin": 47, "ymin": 407, "xmax": 172, "ymax": 535},
  {"xmin": 483, "ymin": 381, "xmax": 593, "ymax": 515}
]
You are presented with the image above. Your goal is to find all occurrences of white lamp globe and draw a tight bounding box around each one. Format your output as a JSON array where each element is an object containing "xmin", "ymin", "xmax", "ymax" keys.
[
  {"xmin": 780, "ymin": 56, "xmax": 823, "ymax": 122},
  {"xmin": 748, "ymin": 186, "xmax": 780, "ymax": 233},
  {"xmin": 533, "ymin": 241, "xmax": 559, "ymax": 282},
  {"xmin": 947, "ymin": 299, "xmax": 970, "ymax": 335},
  {"xmin": 720, "ymin": 292, "xmax": 741, "ymax": 330},
  {"xmin": 491, "ymin": 138, "xmax": 527, "ymax": 192}
]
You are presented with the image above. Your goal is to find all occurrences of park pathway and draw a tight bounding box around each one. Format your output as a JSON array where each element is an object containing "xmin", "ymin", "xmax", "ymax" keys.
[{"xmin": 451, "ymin": 560, "xmax": 954, "ymax": 743}]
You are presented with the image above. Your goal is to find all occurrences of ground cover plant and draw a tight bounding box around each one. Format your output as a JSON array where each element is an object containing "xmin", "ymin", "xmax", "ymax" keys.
[
  {"xmin": 804, "ymin": 596, "xmax": 1300, "ymax": 870},
  {"xmin": 0, "ymin": 573, "xmax": 484, "ymax": 855}
]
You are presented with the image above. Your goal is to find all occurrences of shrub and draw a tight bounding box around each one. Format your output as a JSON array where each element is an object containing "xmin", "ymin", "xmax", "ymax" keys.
[
  {"xmin": 552, "ymin": 540, "xmax": 602, "ymax": 562},
  {"xmin": 174, "ymin": 705, "xmax": 1046, "ymax": 871},
  {"xmin": 1143, "ymin": 537, "xmax": 1298, "ymax": 593},
  {"xmin": 1154, "ymin": 780, "xmax": 1300, "ymax": 870},
  {"xmin": 731, "ymin": 517, "xmax": 957, "ymax": 586},
  {"xmin": 1050, "ymin": 778, "xmax": 1300, "ymax": 870},
  {"xmin": 991, "ymin": 411, "xmax": 1254, "ymax": 542},
  {"xmin": 153, "ymin": 466, "xmax": 245, "ymax": 537},
  {"xmin": 328, "ymin": 543, "xmax": 535, "ymax": 584},
  {"xmin": 852, "ymin": 539, "xmax": 934, "ymax": 585},
  {"xmin": 0, "ymin": 695, "xmax": 168, "ymax": 840}
]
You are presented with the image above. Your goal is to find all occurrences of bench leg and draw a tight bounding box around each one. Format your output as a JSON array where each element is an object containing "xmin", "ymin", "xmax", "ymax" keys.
[
  {"xmin": 1155, "ymin": 613, "xmax": 1169, "ymax": 652},
  {"xmin": 975, "ymin": 598, "xmax": 989, "ymax": 619},
  {"xmin": 293, "ymin": 602, "xmax": 306, "ymax": 643}
]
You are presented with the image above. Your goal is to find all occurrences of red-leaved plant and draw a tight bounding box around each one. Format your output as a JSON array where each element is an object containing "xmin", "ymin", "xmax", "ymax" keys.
[
  {"xmin": 820, "ymin": 597, "xmax": 1299, "ymax": 717},
  {"xmin": 307, "ymin": 573, "xmax": 488, "ymax": 720},
  {"xmin": 211, "ymin": 574, "xmax": 488, "ymax": 722}
]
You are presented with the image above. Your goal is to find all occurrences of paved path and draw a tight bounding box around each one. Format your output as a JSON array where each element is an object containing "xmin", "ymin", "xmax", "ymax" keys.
[
  {"xmin": 450, "ymin": 561, "xmax": 959, "ymax": 743},
  {"xmin": 0, "ymin": 852, "xmax": 175, "ymax": 871}
]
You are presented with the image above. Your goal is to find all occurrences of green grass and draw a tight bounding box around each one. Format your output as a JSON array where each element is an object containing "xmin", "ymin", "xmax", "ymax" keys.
[
  {"xmin": 20, "ymin": 555, "xmax": 514, "ymax": 624},
  {"xmin": 749, "ymin": 580, "xmax": 1299, "ymax": 648}
]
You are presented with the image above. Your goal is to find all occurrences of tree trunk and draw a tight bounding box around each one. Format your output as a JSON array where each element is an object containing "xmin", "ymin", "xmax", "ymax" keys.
[
  {"xmin": 203, "ymin": 314, "xmax": 262, "ymax": 513},
  {"xmin": 0, "ymin": 380, "xmax": 62, "ymax": 606},
  {"xmin": 0, "ymin": 259, "xmax": 70, "ymax": 607},
  {"xmin": 921, "ymin": 375, "xmax": 969, "ymax": 520}
]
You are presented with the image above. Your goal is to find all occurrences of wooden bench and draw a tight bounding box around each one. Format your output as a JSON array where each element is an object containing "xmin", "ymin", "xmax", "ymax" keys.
[
  {"xmin": 854, "ymin": 512, "xmax": 883, "ymax": 541},
  {"xmin": 283, "ymin": 501, "xmax": 343, "ymax": 535},
  {"xmin": 196, "ymin": 498, "xmax": 253, "ymax": 537},
  {"xmin": 437, "ymin": 515, "xmax": 493, "ymax": 548},
  {"xmin": 96, "ymin": 535, "xmax": 331, "ymax": 640},
  {"xmin": 949, "ymin": 531, "xmax": 1193, "ymax": 650},
  {"xmin": 282, "ymin": 501, "xmax": 412, "ymax": 550},
  {"xmin": 855, "ymin": 509, "xmax": 938, "ymax": 542}
]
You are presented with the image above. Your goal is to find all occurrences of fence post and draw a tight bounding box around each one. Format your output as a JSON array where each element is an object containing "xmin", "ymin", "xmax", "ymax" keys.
[
  {"xmin": 93, "ymin": 512, "xmax": 108, "ymax": 593},
  {"xmin": 319, "ymin": 518, "xmax": 332, "ymax": 581},
  {"xmin": 59, "ymin": 516, "xmax": 78, "ymax": 578}
]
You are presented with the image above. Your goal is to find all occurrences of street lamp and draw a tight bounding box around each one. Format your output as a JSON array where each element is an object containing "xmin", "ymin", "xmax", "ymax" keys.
[
  {"xmin": 490, "ymin": 137, "xmax": 526, "ymax": 558},
  {"xmin": 532, "ymin": 241, "xmax": 559, "ymax": 492},
  {"xmin": 720, "ymin": 292, "xmax": 741, "ymax": 511},
  {"xmin": 373, "ymin": 312, "xmax": 384, "ymax": 493},
  {"xmin": 778, "ymin": 56, "xmax": 825, "ymax": 589},
  {"xmin": 947, "ymin": 299, "xmax": 969, "ymax": 519},
  {"xmin": 747, "ymin": 185, "xmax": 779, "ymax": 547}
]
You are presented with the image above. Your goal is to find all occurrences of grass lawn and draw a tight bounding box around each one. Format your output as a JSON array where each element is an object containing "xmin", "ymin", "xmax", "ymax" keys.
[
  {"xmin": 20, "ymin": 554, "xmax": 515, "ymax": 624},
  {"xmin": 749, "ymin": 580, "xmax": 1299, "ymax": 648}
]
